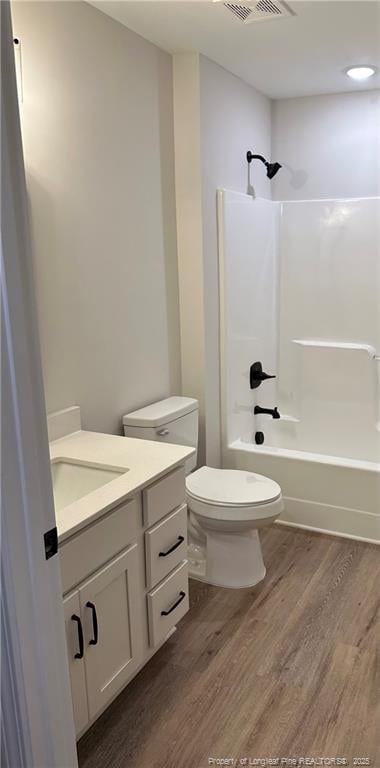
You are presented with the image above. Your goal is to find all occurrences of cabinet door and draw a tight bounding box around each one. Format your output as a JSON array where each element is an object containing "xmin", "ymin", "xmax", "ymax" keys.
[
  {"xmin": 79, "ymin": 544, "xmax": 141, "ymax": 720},
  {"xmin": 63, "ymin": 592, "xmax": 89, "ymax": 736}
]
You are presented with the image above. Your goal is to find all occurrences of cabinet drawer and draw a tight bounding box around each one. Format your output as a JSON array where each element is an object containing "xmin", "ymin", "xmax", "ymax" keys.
[
  {"xmin": 143, "ymin": 466, "xmax": 186, "ymax": 527},
  {"xmin": 60, "ymin": 497, "xmax": 140, "ymax": 594},
  {"xmin": 145, "ymin": 503, "xmax": 187, "ymax": 588},
  {"xmin": 147, "ymin": 561, "xmax": 189, "ymax": 647}
]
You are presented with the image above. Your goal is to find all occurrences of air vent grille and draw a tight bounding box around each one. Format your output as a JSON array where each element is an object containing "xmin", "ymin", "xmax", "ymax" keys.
[
  {"xmin": 224, "ymin": 3, "xmax": 253, "ymax": 22},
  {"xmin": 257, "ymin": 0, "xmax": 282, "ymax": 14},
  {"xmin": 224, "ymin": 0, "xmax": 294, "ymax": 24}
]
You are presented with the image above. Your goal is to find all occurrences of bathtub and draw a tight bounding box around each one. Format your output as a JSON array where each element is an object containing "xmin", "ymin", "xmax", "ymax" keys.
[{"xmin": 223, "ymin": 438, "xmax": 380, "ymax": 543}]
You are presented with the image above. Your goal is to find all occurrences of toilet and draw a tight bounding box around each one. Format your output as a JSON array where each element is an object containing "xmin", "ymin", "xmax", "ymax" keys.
[{"xmin": 123, "ymin": 397, "xmax": 284, "ymax": 589}]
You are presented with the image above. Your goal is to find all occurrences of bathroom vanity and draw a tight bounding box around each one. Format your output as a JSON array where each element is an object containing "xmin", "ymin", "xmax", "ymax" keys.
[{"xmin": 50, "ymin": 418, "xmax": 194, "ymax": 739}]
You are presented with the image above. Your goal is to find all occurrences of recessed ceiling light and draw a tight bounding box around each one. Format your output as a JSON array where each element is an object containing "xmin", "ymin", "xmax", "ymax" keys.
[{"xmin": 345, "ymin": 65, "xmax": 376, "ymax": 81}]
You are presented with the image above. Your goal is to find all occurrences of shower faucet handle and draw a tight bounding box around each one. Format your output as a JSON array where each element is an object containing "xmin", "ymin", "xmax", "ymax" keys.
[{"xmin": 250, "ymin": 361, "xmax": 276, "ymax": 390}]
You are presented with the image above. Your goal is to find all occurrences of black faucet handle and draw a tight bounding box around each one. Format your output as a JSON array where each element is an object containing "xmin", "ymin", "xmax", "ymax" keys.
[{"xmin": 250, "ymin": 361, "xmax": 276, "ymax": 390}]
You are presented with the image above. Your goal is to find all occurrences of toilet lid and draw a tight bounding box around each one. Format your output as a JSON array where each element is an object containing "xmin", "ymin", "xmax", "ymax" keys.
[{"xmin": 186, "ymin": 467, "xmax": 281, "ymax": 508}]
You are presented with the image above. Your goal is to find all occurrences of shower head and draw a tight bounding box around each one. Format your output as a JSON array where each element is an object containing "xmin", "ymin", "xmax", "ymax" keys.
[
  {"xmin": 246, "ymin": 151, "xmax": 282, "ymax": 179},
  {"xmin": 266, "ymin": 161, "xmax": 282, "ymax": 179}
]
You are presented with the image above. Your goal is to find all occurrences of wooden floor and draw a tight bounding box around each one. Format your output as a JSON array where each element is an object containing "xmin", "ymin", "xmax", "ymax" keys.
[{"xmin": 78, "ymin": 526, "xmax": 380, "ymax": 768}]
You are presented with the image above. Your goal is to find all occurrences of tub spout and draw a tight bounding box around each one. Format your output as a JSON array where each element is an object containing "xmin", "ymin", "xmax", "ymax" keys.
[{"xmin": 254, "ymin": 405, "xmax": 281, "ymax": 419}]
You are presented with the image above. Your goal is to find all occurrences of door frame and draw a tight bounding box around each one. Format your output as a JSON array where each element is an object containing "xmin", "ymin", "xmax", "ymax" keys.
[{"xmin": 1, "ymin": 3, "xmax": 78, "ymax": 765}]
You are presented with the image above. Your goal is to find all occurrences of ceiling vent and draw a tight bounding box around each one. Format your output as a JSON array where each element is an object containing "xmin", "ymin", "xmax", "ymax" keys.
[{"xmin": 224, "ymin": 0, "xmax": 294, "ymax": 24}]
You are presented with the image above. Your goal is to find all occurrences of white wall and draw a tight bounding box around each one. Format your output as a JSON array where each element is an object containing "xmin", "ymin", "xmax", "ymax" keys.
[
  {"xmin": 272, "ymin": 90, "xmax": 380, "ymax": 200},
  {"xmin": 12, "ymin": 1, "xmax": 181, "ymax": 435},
  {"xmin": 173, "ymin": 54, "xmax": 206, "ymax": 463},
  {"xmin": 199, "ymin": 57, "xmax": 272, "ymax": 465}
]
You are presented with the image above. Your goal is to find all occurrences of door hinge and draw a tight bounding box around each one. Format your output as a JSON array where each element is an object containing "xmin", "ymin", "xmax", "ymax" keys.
[{"xmin": 44, "ymin": 526, "xmax": 58, "ymax": 560}]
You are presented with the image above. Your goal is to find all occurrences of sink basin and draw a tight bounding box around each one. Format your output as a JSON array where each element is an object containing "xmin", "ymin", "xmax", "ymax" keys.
[{"xmin": 51, "ymin": 459, "xmax": 127, "ymax": 512}]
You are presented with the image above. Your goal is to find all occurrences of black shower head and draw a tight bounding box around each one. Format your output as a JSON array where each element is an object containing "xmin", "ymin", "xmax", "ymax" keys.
[
  {"xmin": 246, "ymin": 151, "xmax": 282, "ymax": 180},
  {"xmin": 266, "ymin": 161, "xmax": 282, "ymax": 179}
]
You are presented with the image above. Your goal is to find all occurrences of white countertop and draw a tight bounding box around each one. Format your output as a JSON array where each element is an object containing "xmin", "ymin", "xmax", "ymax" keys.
[{"xmin": 50, "ymin": 430, "xmax": 194, "ymax": 543}]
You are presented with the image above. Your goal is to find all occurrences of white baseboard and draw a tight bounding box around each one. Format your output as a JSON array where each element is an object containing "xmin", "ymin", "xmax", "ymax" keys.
[
  {"xmin": 278, "ymin": 496, "xmax": 380, "ymax": 544},
  {"xmin": 47, "ymin": 406, "xmax": 81, "ymax": 442}
]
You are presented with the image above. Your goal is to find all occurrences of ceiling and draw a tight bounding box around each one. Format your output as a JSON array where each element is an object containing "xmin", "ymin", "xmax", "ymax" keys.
[
  {"xmin": 88, "ymin": 1, "xmax": 380, "ymax": 98},
  {"xmin": 87, "ymin": 0, "xmax": 380, "ymax": 98}
]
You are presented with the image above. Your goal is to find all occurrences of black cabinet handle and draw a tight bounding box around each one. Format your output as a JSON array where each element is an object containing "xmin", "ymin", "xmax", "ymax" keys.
[
  {"xmin": 86, "ymin": 601, "xmax": 98, "ymax": 645},
  {"xmin": 161, "ymin": 590, "xmax": 186, "ymax": 616},
  {"xmin": 71, "ymin": 614, "xmax": 84, "ymax": 659},
  {"xmin": 159, "ymin": 535, "xmax": 185, "ymax": 557}
]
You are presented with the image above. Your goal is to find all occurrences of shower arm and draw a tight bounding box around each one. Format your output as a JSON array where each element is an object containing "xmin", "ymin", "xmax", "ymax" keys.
[{"xmin": 247, "ymin": 152, "xmax": 266, "ymax": 165}]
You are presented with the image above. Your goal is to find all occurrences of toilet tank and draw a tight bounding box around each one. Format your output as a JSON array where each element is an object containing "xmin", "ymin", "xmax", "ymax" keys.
[{"xmin": 122, "ymin": 396, "xmax": 198, "ymax": 474}]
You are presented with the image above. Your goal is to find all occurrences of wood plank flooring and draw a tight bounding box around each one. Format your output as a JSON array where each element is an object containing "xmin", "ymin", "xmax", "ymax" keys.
[{"xmin": 78, "ymin": 526, "xmax": 380, "ymax": 768}]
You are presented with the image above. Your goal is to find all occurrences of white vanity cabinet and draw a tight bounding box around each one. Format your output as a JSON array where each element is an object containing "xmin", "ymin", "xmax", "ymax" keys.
[{"xmin": 60, "ymin": 464, "xmax": 189, "ymax": 738}]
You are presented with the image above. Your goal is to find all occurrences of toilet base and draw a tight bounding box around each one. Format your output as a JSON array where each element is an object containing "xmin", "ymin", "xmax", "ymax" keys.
[
  {"xmin": 188, "ymin": 529, "xmax": 266, "ymax": 589},
  {"xmin": 188, "ymin": 566, "xmax": 267, "ymax": 590}
]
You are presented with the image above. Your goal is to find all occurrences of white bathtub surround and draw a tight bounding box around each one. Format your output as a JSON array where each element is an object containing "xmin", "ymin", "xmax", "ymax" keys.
[
  {"xmin": 218, "ymin": 192, "xmax": 280, "ymax": 446},
  {"xmin": 219, "ymin": 190, "xmax": 380, "ymax": 543},
  {"xmin": 278, "ymin": 196, "xmax": 380, "ymax": 462},
  {"xmin": 279, "ymin": 341, "xmax": 379, "ymax": 462}
]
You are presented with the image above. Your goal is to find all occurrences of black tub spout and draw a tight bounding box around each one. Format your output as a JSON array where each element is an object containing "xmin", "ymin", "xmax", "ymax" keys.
[{"xmin": 254, "ymin": 405, "xmax": 280, "ymax": 419}]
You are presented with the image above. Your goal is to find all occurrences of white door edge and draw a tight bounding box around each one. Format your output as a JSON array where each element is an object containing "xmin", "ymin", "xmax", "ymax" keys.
[{"xmin": 1, "ymin": 4, "xmax": 78, "ymax": 765}]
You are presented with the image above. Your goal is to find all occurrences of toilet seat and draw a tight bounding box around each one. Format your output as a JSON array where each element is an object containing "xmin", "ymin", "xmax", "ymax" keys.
[
  {"xmin": 186, "ymin": 467, "xmax": 282, "ymax": 523},
  {"xmin": 186, "ymin": 467, "xmax": 281, "ymax": 506}
]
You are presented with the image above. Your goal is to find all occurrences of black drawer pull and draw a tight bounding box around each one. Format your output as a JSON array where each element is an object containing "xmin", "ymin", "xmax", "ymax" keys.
[
  {"xmin": 71, "ymin": 614, "xmax": 84, "ymax": 659},
  {"xmin": 159, "ymin": 535, "xmax": 185, "ymax": 558},
  {"xmin": 161, "ymin": 590, "xmax": 186, "ymax": 616},
  {"xmin": 86, "ymin": 601, "xmax": 98, "ymax": 645}
]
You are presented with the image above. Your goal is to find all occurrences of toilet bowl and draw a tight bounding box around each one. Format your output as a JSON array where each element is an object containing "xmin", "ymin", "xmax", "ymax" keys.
[
  {"xmin": 186, "ymin": 467, "xmax": 283, "ymax": 588},
  {"xmin": 123, "ymin": 397, "xmax": 284, "ymax": 589}
]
